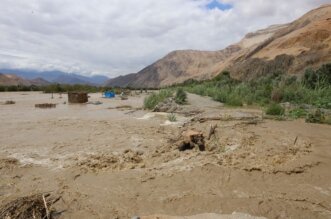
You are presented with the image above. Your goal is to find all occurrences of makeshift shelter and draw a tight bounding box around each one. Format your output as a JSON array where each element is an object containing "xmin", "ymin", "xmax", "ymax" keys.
[
  {"xmin": 104, "ymin": 91, "xmax": 115, "ymax": 98},
  {"xmin": 68, "ymin": 92, "xmax": 88, "ymax": 103}
]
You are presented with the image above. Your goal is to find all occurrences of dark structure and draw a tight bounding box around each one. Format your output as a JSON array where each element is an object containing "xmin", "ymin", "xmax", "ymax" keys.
[
  {"xmin": 68, "ymin": 92, "xmax": 88, "ymax": 103},
  {"xmin": 35, "ymin": 103, "xmax": 56, "ymax": 108}
]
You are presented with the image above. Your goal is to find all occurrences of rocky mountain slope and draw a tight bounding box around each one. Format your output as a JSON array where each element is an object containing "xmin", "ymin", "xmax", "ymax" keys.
[
  {"xmin": 106, "ymin": 4, "xmax": 331, "ymax": 88},
  {"xmin": 0, "ymin": 73, "xmax": 50, "ymax": 86}
]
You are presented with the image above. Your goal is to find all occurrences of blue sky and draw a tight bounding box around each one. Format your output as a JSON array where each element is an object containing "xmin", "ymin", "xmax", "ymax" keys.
[{"xmin": 206, "ymin": 0, "xmax": 233, "ymax": 10}]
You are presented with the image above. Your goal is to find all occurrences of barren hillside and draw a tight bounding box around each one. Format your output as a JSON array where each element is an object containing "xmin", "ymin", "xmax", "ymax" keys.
[
  {"xmin": 0, "ymin": 73, "xmax": 31, "ymax": 86},
  {"xmin": 106, "ymin": 4, "xmax": 331, "ymax": 88},
  {"xmin": 0, "ymin": 73, "xmax": 50, "ymax": 86}
]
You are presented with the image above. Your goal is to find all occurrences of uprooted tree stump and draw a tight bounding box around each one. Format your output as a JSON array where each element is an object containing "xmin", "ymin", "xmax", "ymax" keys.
[
  {"xmin": 178, "ymin": 130, "xmax": 205, "ymax": 151},
  {"xmin": 0, "ymin": 193, "xmax": 61, "ymax": 219}
]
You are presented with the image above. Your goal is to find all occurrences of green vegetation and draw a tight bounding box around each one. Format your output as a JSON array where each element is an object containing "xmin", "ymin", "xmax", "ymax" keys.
[
  {"xmin": 167, "ymin": 113, "xmax": 177, "ymax": 122},
  {"xmin": 265, "ymin": 103, "xmax": 285, "ymax": 116},
  {"xmin": 175, "ymin": 64, "xmax": 331, "ymax": 111},
  {"xmin": 41, "ymin": 84, "xmax": 103, "ymax": 93},
  {"xmin": 288, "ymin": 108, "xmax": 308, "ymax": 119},
  {"xmin": 143, "ymin": 89, "xmax": 173, "ymax": 110},
  {"xmin": 175, "ymin": 88, "xmax": 187, "ymax": 104},
  {"xmin": 0, "ymin": 85, "xmax": 41, "ymax": 92}
]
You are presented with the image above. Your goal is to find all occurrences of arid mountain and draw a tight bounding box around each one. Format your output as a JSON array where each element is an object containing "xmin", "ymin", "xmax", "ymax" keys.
[
  {"xmin": 0, "ymin": 73, "xmax": 50, "ymax": 86},
  {"xmin": 106, "ymin": 4, "xmax": 331, "ymax": 88},
  {"xmin": 28, "ymin": 77, "xmax": 51, "ymax": 86},
  {"xmin": 0, "ymin": 73, "xmax": 30, "ymax": 86},
  {"xmin": 0, "ymin": 69, "xmax": 109, "ymax": 85}
]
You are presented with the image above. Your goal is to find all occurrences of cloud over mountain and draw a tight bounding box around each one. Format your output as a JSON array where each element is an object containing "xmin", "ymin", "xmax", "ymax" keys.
[{"xmin": 0, "ymin": 0, "xmax": 329, "ymax": 77}]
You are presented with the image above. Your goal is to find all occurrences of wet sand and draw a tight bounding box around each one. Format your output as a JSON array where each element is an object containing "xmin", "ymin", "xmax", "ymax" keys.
[{"xmin": 0, "ymin": 92, "xmax": 331, "ymax": 219}]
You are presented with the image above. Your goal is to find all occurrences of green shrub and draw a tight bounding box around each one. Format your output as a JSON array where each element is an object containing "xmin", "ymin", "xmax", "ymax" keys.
[
  {"xmin": 143, "ymin": 89, "xmax": 173, "ymax": 110},
  {"xmin": 226, "ymin": 94, "xmax": 243, "ymax": 106},
  {"xmin": 175, "ymin": 88, "xmax": 187, "ymax": 104},
  {"xmin": 167, "ymin": 113, "xmax": 177, "ymax": 122},
  {"xmin": 265, "ymin": 103, "xmax": 285, "ymax": 116},
  {"xmin": 213, "ymin": 71, "xmax": 231, "ymax": 81},
  {"xmin": 289, "ymin": 108, "xmax": 308, "ymax": 119},
  {"xmin": 271, "ymin": 88, "xmax": 283, "ymax": 102},
  {"xmin": 173, "ymin": 63, "xmax": 331, "ymax": 110}
]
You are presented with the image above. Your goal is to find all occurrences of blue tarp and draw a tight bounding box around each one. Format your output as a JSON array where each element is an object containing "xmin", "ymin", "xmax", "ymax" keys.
[{"xmin": 104, "ymin": 91, "xmax": 115, "ymax": 98}]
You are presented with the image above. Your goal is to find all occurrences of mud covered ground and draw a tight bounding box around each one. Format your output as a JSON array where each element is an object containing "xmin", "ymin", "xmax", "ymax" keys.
[{"xmin": 0, "ymin": 92, "xmax": 330, "ymax": 219}]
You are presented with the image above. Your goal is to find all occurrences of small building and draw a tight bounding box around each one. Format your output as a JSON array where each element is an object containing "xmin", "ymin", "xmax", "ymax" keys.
[{"xmin": 68, "ymin": 92, "xmax": 88, "ymax": 103}]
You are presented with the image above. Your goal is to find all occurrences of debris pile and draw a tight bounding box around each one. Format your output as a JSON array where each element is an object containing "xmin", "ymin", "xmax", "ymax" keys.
[
  {"xmin": 120, "ymin": 95, "xmax": 128, "ymax": 100},
  {"xmin": 0, "ymin": 157, "xmax": 19, "ymax": 170},
  {"xmin": 4, "ymin": 100, "xmax": 15, "ymax": 105},
  {"xmin": 0, "ymin": 193, "xmax": 61, "ymax": 219},
  {"xmin": 306, "ymin": 109, "xmax": 328, "ymax": 124},
  {"xmin": 35, "ymin": 103, "xmax": 56, "ymax": 109},
  {"xmin": 153, "ymin": 98, "xmax": 178, "ymax": 113},
  {"xmin": 88, "ymin": 101, "xmax": 103, "ymax": 105},
  {"xmin": 77, "ymin": 149, "xmax": 144, "ymax": 172}
]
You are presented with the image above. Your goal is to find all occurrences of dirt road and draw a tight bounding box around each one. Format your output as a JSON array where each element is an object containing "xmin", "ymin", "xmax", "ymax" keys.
[{"xmin": 0, "ymin": 92, "xmax": 330, "ymax": 218}]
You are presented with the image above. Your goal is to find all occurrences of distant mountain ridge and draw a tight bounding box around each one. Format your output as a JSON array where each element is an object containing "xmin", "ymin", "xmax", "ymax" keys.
[
  {"xmin": 106, "ymin": 4, "xmax": 331, "ymax": 88},
  {"xmin": 0, "ymin": 69, "xmax": 109, "ymax": 85},
  {"xmin": 0, "ymin": 73, "xmax": 50, "ymax": 86}
]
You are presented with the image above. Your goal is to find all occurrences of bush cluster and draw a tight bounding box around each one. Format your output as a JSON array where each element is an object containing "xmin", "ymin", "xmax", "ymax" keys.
[
  {"xmin": 175, "ymin": 88, "xmax": 187, "ymax": 104},
  {"xmin": 143, "ymin": 89, "xmax": 173, "ymax": 110},
  {"xmin": 176, "ymin": 63, "xmax": 331, "ymax": 110}
]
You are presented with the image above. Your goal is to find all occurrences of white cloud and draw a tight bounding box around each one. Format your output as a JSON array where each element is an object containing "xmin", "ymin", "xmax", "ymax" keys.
[{"xmin": 0, "ymin": 0, "xmax": 329, "ymax": 77}]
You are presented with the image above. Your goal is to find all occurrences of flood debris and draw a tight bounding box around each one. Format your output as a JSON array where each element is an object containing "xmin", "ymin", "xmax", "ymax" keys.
[
  {"xmin": 4, "ymin": 100, "xmax": 15, "ymax": 105},
  {"xmin": 192, "ymin": 112, "xmax": 262, "ymax": 123},
  {"xmin": 178, "ymin": 130, "xmax": 205, "ymax": 151},
  {"xmin": 305, "ymin": 109, "xmax": 327, "ymax": 124},
  {"xmin": 207, "ymin": 124, "xmax": 218, "ymax": 140},
  {"xmin": 153, "ymin": 98, "xmax": 178, "ymax": 113},
  {"xmin": 35, "ymin": 103, "xmax": 56, "ymax": 109},
  {"xmin": 88, "ymin": 101, "xmax": 103, "ymax": 105},
  {"xmin": 68, "ymin": 92, "xmax": 88, "ymax": 103},
  {"xmin": 120, "ymin": 95, "xmax": 128, "ymax": 100},
  {"xmin": 0, "ymin": 157, "xmax": 19, "ymax": 170},
  {"xmin": 77, "ymin": 149, "xmax": 144, "ymax": 172},
  {"xmin": 0, "ymin": 193, "xmax": 61, "ymax": 219}
]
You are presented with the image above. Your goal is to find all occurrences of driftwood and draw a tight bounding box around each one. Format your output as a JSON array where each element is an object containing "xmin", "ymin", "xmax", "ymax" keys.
[
  {"xmin": 192, "ymin": 115, "xmax": 261, "ymax": 123},
  {"xmin": 294, "ymin": 136, "xmax": 298, "ymax": 145},
  {"xmin": 35, "ymin": 103, "xmax": 56, "ymax": 109},
  {"xmin": 207, "ymin": 124, "xmax": 218, "ymax": 140},
  {"xmin": 0, "ymin": 193, "xmax": 61, "ymax": 219}
]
